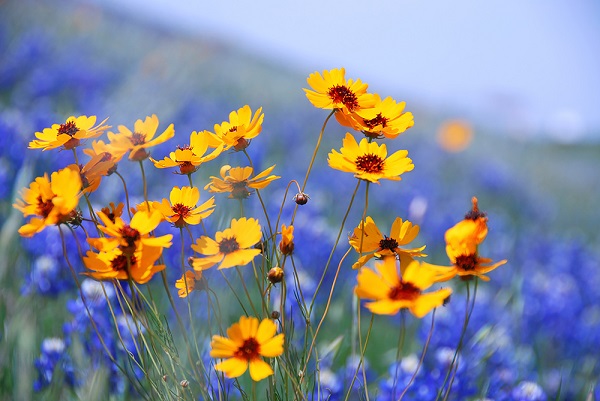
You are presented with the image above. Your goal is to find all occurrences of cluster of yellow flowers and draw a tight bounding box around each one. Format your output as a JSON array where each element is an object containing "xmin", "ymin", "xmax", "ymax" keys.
[{"xmin": 14, "ymin": 68, "xmax": 506, "ymax": 390}]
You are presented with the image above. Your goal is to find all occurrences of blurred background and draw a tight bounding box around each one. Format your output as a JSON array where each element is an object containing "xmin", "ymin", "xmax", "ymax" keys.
[{"xmin": 1, "ymin": 0, "xmax": 599, "ymax": 399}]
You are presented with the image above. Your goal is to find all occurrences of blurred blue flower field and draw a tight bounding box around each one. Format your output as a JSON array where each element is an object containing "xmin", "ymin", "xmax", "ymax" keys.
[{"xmin": 1, "ymin": 1, "xmax": 599, "ymax": 400}]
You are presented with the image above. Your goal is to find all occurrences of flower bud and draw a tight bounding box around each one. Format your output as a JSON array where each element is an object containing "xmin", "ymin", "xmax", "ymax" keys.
[
  {"xmin": 268, "ymin": 267, "xmax": 284, "ymax": 284},
  {"xmin": 294, "ymin": 192, "xmax": 310, "ymax": 205},
  {"xmin": 271, "ymin": 311, "xmax": 280, "ymax": 319}
]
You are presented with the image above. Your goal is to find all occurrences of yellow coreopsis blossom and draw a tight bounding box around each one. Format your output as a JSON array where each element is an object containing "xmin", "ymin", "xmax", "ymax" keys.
[
  {"xmin": 90, "ymin": 210, "xmax": 173, "ymax": 256},
  {"xmin": 211, "ymin": 316, "xmax": 284, "ymax": 381},
  {"xmin": 107, "ymin": 114, "xmax": 174, "ymax": 161},
  {"xmin": 175, "ymin": 270, "xmax": 204, "ymax": 298},
  {"xmin": 336, "ymin": 95, "xmax": 414, "ymax": 139},
  {"xmin": 424, "ymin": 197, "xmax": 507, "ymax": 282},
  {"xmin": 83, "ymin": 139, "xmax": 126, "ymax": 172},
  {"xmin": 29, "ymin": 115, "xmax": 110, "ymax": 151},
  {"xmin": 190, "ymin": 217, "xmax": 262, "ymax": 270},
  {"xmin": 154, "ymin": 186, "xmax": 215, "ymax": 228},
  {"xmin": 213, "ymin": 105, "xmax": 264, "ymax": 151},
  {"xmin": 67, "ymin": 154, "xmax": 114, "ymax": 194},
  {"xmin": 304, "ymin": 68, "xmax": 376, "ymax": 115},
  {"xmin": 13, "ymin": 167, "xmax": 82, "ymax": 237},
  {"xmin": 100, "ymin": 202, "xmax": 124, "ymax": 223},
  {"xmin": 151, "ymin": 130, "xmax": 224, "ymax": 174},
  {"xmin": 349, "ymin": 216, "xmax": 426, "ymax": 269},
  {"xmin": 328, "ymin": 133, "xmax": 414, "ymax": 183},
  {"xmin": 205, "ymin": 165, "xmax": 280, "ymax": 199},
  {"xmin": 355, "ymin": 256, "xmax": 452, "ymax": 318},
  {"xmin": 83, "ymin": 243, "xmax": 165, "ymax": 284}
]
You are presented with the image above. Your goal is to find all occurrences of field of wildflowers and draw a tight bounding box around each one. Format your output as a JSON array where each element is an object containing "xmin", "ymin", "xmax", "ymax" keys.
[{"xmin": 1, "ymin": 1, "xmax": 600, "ymax": 401}]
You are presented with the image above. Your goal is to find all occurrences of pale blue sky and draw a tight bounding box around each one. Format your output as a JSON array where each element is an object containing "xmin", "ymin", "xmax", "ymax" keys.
[{"xmin": 95, "ymin": 0, "xmax": 600, "ymax": 141}]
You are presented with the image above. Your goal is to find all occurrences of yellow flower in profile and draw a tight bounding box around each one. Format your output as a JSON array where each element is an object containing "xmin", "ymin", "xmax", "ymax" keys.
[
  {"xmin": 328, "ymin": 133, "xmax": 414, "ymax": 183},
  {"xmin": 29, "ymin": 115, "xmax": 110, "ymax": 151},
  {"xmin": 424, "ymin": 197, "xmax": 506, "ymax": 282},
  {"xmin": 349, "ymin": 216, "xmax": 426, "ymax": 269},
  {"xmin": 13, "ymin": 167, "xmax": 82, "ymax": 237},
  {"xmin": 205, "ymin": 165, "xmax": 280, "ymax": 199},
  {"xmin": 304, "ymin": 68, "xmax": 375, "ymax": 114},
  {"xmin": 355, "ymin": 256, "xmax": 452, "ymax": 318},
  {"xmin": 83, "ymin": 243, "xmax": 165, "ymax": 284},
  {"xmin": 67, "ymin": 154, "xmax": 114, "ymax": 194},
  {"xmin": 83, "ymin": 140, "xmax": 126, "ymax": 172},
  {"xmin": 107, "ymin": 114, "xmax": 174, "ymax": 161},
  {"xmin": 279, "ymin": 224, "xmax": 294, "ymax": 255},
  {"xmin": 337, "ymin": 95, "xmax": 414, "ymax": 139},
  {"xmin": 175, "ymin": 271, "xmax": 204, "ymax": 298},
  {"xmin": 190, "ymin": 217, "xmax": 262, "ymax": 270},
  {"xmin": 100, "ymin": 202, "xmax": 124, "ymax": 223},
  {"xmin": 213, "ymin": 105, "xmax": 264, "ymax": 151},
  {"xmin": 151, "ymin": 130, "xmax": 224, "ymax": 174},
  {"xmin": 154, "ymin": 186, "xmax": 215, "ymax": 228},
  {"xmin": 210, "ymin": 316, "xmax": 284, "ymax": 381}
]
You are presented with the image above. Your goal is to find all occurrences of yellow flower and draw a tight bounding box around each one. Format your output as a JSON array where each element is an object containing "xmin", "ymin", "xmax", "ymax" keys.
[
  {"xmin": 83, "ymin": 243, "xmax": 165, "ymax": 284},
  {"xmin": 349, "ymin": 216, "xmax": 426, "ymax": 269},
  {"xmin": 336, "ymin": 95, "xmax": 414, "ymax": 139},
  {"xmin": 303, "ymin": 68, "xmax": 375, "ymax": 114},
  {"xmin": 90, "ymin": 210, "xmax": 173, "ymax": 256},
  {"xmin": 190, "ymin": 217, "xmax": 262, "ymax": 270},
  {"xmin": 100, "ymin": 202, "xmax": 124, "ymax": 223},
  {"xmin": 424, "ymin": 198, "xmax": 506, "ymax": 282},
  {"xmin": 150, "ymin": 130, "xmax": 224, "ymax": 174},
  {"xmin": 154, "ymin": 186, "xmax": 215, "ymax": 228},
  {"xmin": 67, "ymin": 154, "xmax": 114, "ymax": 194},
  {"xmin": 107, "ymin": 114, "xmax": 174, "ymax": 161},
  {"xmin": 444, "ymin": 197, "xmax": 488, "ymax": 257},
  {"xmin": 83, "ymin": 139, "xmax": 126, "ymax": 172},
  {"xmin": 210, "ymin": 316, "xmax": 284, "ymax": 381},
  {"xmin": 436, "ymin": 119, "xmax": 473, "ymax": 153},
  {"xmin": 355, "ymin": 256, "xmax": 452, "ymax": 318},
  {"xmin": 204, "ymin": 165, "xmax": 280, "ymax": 199},
  {"xmin": 213, "ymin": 105, "xmax": 264, "ymax": 151},
  {"xmin": 327, "ymin": 133, "xmax": 414, "ymax": 183},
  {"xmin": 279, "ymin": 224, "xmax": 294, "ymax": 255},
  {"xmin": 13, "ymin": 167, "xmax": 82, "ymax": 237},
  {"xmin": 29, "ymin": 115, "xmax": 110, "ymax": 151},
  {"xmin": 175, "ymin": 271, "xmax": 204, "ymax": 298}
]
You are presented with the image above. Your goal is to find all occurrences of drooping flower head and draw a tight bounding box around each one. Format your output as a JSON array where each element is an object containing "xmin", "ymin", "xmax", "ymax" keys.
[
  {"xmin": 29, "ymin": 115, "xmax": 110, "ymax": 151},
  {"xmin": 151, "ymin": 130, "xmax": 224, "ymax": 174},
  {"xmin": 175, "ymin": 270, "xmax": 204, "ymax": 298},
  {"xmin": 213, "ymin": 105, "xmax": 264, "ymax": 151},
  {"xmin": 336, "ymin": 95, "xmax": 414, "ymax": 139},
  {"xmin": 190, "ymin": 217, "xmax": 262, "ymax": 270},
  {"xmin": 355, "ymin": 256, "xmax": 452, "ymax": 318},
  {"xmin": 13, "ymin": 167, "xmax": 82, "ymax": 237},
  {"xmin": 107, "ymin": 114, "xmax": 174, "ymax": 161},
  {"xmin": 349, "ymin": 216, "xmax": 426, "ymax": 269},
  {"xmin": 210, "ymin": 316, "xmax": 284, "ymax": 381},
  {"xmin": 83, "ymin": 139, "xmax": 126, "ymax": 174},
  {"xmin": 154, "ymin": 186, "xmax": 215, "ymax": 228},
  {"xmin": 67, "ymin": 153, "xmax": 114, "ymax": 194},
  {"xmin": 328, "ymin": 133, "xmax": 414, "ymax": 183},
  {"xmin": 205, "ymin": 165, "xmax": 280, "ymax": 199},
  {"xmin": 304, "ymin": 68, "xmax": 375, "ymax": 115},
  {"xmin": 279, "ymin": 224, "xmax": 294, "ymax": 255}
]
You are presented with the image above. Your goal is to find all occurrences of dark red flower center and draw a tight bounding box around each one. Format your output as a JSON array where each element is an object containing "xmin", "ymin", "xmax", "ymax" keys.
[
  {"xmin": 388, "ymin": 281, "xmax": 420, "ymax": 301},
  {"xmin": 231, "ymin": 182, "xmax": 251, "ymax": 199},
  {"xmin": 58, "ymin": 121, "xmax": 79, "ymax": 137},
  {"xmin": 131, "ymin": 132, "xmax": 146, "ymax": 146},
  {"xmin": 454, "ymin": 254, "xmax": 479, "ymax": 271},
  {"xmin": 363, "ymin": 113, "xmax": 388, "ymax": 130},
  {"xmin": 328, "ymin": 85, "xmax": 359, "ymax": 112},
  {"xmin": 234, "ymin": 338, "xmax": 260, "ymax": 360},
  {"xmin": 37, "ymin": 196, "xmax": 54, "ymax": 218},
  {"xmin": 111, "ymin": 254, "xmax": 137, "ymax": 271},
  {"xmin": 177, "ymin": 144, "xmax": 192, "ymax": 151},
  {"xmin": 119, "ymin": 225, "xmax": 141, "ymax": 251},
  {"xmin": 219, "ymin": 237, "xmax": 240, "ymax": 254},
  {"xmin": 172, "ymin": 203, "xmax": 191, "ymax": 218},
  {"xmin": 379, "ymin": 235, "xmax": 399, "ymax": 251},
  {"xmin": 355, "ymin": 153, "xmax": 385, "ymax": 173}
]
